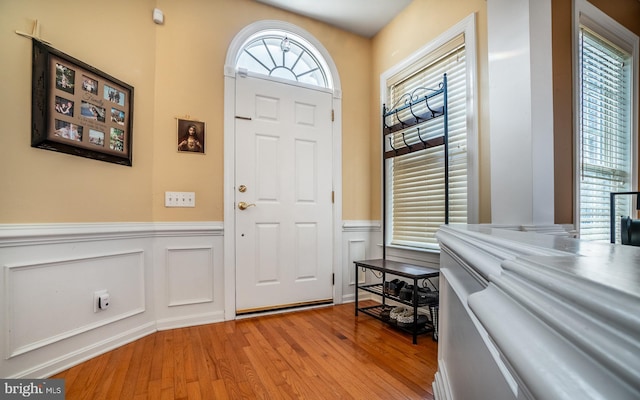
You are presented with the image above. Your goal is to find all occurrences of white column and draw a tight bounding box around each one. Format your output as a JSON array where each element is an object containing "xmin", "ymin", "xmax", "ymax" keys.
[{"xmin": 487, "ymin": 0, "xmax": 555, "ymax": 225}]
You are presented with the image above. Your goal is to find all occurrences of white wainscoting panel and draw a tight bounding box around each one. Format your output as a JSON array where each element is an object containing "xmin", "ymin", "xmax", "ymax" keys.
[
  {"xmin": 348, "ymin": 239, "xmax": 366, "ymax": 286},
  {"xmin": 5, "ymin": 250, "xmax": 145, "ymax": 359},
  {"xmin": 341, "ymin": 221, "xmax": 382, "ymax": 303},
  {"xmin": 0, "ymin": 220, "xmax": 396, "ymax": 378},
  {"xmin": 166, "ymin": 246, "xmax": 214, "ymax": 307},
  {"xmin": 154, "ymin": 226, "xmax": 224, "ymax": 331},
  {"xmin": 0, "ymin": 222, "xmax": 223, "ymax": 379}
]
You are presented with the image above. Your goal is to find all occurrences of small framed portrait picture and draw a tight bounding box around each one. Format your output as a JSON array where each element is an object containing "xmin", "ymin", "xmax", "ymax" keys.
[{"xmin": 177, "ymin": 119, "xmax": 205, "ymax": 153}]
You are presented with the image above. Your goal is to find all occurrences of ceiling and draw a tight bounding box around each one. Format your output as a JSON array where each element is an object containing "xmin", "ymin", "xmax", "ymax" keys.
[{"xmin": 254, "ymin": 0, "xmax": 413, "ymax": 38}]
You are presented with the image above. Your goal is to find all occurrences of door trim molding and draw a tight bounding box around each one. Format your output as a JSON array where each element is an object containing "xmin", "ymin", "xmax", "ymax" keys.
[{"xmin": 223, "ymin": 20, "xmax": 343, "ymax": 320}]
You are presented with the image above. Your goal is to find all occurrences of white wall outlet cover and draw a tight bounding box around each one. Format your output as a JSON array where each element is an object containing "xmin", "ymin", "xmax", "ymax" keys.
[
  {"xmin": 94, "ymin": 290, "xmax": 110, "ymax": 312},
  {"xmin": 153, "ymin": 8, "xmax": 164, "ymax": 25},
  {"xmin": 99, "ymin": 293, "xmax": 110, "ymax": 310}
]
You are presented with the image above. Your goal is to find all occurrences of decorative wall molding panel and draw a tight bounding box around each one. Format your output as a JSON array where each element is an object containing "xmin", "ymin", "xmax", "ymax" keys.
[
  {"xmin": 154, "ymin": 231, "xmax": 224, "ymax": 331},
  {"xmin": 341, "ymin": 221, "xmax": 382, "ymax": 303},
  {"xmin": 347, "ymin": 239, "xmax": 367, "ymax": 287},
  {"xmin": 0, "ymin": 222, "xmax": 223, "ymax": 378},
  {"xmin": 166, "ymin": 246, "xmax": 214, "ymax": 307},
  {"xmin": 5, "ymin": 250, "xmax": 145, "ymax": 359},
  {"xmin": 1, "ymin": 220, "xmax": 400, "ymax": 377},
  {"xmin": 434, "ymin": 224, "xmax": 640, "ymax": 400}
]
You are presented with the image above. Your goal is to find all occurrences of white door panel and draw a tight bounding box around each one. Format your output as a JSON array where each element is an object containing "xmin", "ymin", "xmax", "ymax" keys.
[{"xmin": 235, "ymin": 75, "xmax": 333, "ymax": 312}]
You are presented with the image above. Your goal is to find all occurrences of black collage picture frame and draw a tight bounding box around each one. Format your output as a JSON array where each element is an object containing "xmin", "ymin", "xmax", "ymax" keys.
[{"xmin": 31, "ymin": 40, "xmax": 134, "ymax": 166}]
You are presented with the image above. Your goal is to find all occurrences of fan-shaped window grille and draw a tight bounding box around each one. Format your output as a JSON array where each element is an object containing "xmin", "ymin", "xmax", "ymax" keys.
[{"xmin": 236, "ymin": 31, "xmax": 329, "ymax": 88}]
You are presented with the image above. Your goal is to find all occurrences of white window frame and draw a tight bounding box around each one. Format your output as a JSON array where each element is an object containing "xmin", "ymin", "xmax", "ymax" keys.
[
  {"xmin": 573, "ymin": 0, "xmax": 639, "ymax": 241},
  {"xmin": 379, "ymin": 13, "xmax": 478, "ymax": 259},
  {"xmin": 235, "ymin": 29, "xmax": 333, "ymax": 89}
]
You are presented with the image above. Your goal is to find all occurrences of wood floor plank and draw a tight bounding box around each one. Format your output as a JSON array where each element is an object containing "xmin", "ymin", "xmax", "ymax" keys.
[
  {"xmin": 183, "ymin": 327, "xmax": 199, "ymax": 384},
  {"xmin": 148, "ymin": 332, "xmax": 165, "ymax": 384},
  {"xmin": 117, "ymin": 338, "xmax": 146, "ymax": 400},
  {"xmin": 51, "ymin": 303, "xmax": 437, "ymax": 399},
  {"xmin": 241, "ymin": 334, "xmax": 290, "ymax": 389},
  {"xmin": 147, "ymin": 380, "xmax": 162, "ymax": 400},
  {"xmin": 55, "ymin": 357, "xmax": 80, "ymax": 392},
  {"xmin": 74, "ymin": 347, "xmax": 113, "ymax": 400},
  {"xmin": 133, "ymin": 333, "xmax": 156, "ymax": 397},
  {"xmin": 102, "ymin": 340, "xmax": 135, "ymax": 400},
  {"xmin": 211, "ymin": 378, "xmax": 229, "ymax": 399},
  {"xmin": 171, "ymin": 328, "xmax": 188, "ymax": 400},
  {"xmin": 161, "ymin": 330, "xmax": 175, "ymax": 390},
  {"xmin": 185, "ymin": 380, "xmax": 201, "ymax": 400}
]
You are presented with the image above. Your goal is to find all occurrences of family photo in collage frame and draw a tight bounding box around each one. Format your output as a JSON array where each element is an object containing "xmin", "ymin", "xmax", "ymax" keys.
[{"xmin": 31, "ymin": 40, "xmax": 134, "ymax": 166}]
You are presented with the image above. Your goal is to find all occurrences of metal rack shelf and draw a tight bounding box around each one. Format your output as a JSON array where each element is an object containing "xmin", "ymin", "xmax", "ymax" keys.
[
  {"xmin": 354, "ymin": 74, "xmax": 447, "ymax": 344},
  {"xmin": 354, "ymin": 259, "xmax": 439, "ymax": 344}
]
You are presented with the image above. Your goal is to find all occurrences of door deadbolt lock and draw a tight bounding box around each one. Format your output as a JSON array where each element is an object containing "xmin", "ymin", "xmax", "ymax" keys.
[
  {"xmin": 238, "ymin": 185, "xmax": 247, "ymax": 193},
  {"xmin": 238, "ymin": 201, "xmax": 256, "ymax": 210}
]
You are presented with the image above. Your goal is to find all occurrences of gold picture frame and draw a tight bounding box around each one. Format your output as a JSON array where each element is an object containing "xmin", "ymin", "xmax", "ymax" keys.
[{"xmin": 177, "ymin": 118, "xmax": 205, "ymax": 154}]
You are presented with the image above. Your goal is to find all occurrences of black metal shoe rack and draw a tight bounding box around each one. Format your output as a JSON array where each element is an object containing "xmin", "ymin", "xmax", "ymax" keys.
[{"xmin": 353, "ymin": 74, "xmax": 448, "ymax": 344}]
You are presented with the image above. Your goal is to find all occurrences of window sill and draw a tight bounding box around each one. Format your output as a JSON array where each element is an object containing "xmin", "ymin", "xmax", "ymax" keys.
[
  {"xmin": 379, "ymin": 243, "xmax": 441, "ymax": 267},
  {"xmin": 385, "ymin": 243, "xmax": 440, "ymax": 254}
]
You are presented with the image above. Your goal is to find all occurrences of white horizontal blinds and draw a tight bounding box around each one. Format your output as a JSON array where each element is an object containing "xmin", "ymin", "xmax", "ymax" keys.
[
  {"xmin": 579, "ymin": 26, "xmax": 632, "ymax": 241},
  {"xmin": 387, "ymin": 35, "xmax": 467, "ymax": 248}
]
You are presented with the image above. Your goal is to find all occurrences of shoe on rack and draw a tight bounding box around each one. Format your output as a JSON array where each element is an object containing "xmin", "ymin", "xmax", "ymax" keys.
[
  {"xmin": 396, "ymin": 310, "xmax": 428, "ymax": 328},
  {"xmin": 389, "ymin": 306, "xmax": 407, "ymax": 320}
]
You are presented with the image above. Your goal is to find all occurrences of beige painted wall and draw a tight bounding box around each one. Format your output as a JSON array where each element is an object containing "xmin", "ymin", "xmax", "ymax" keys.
[
  {"xmin": 151, "ymin": 0, "xmax": 372, "ymax": 221},
  {"xmin": 0, "ymin": 0, "xmax": 157, "ymax": 223},
  {"xmin": 371, "ymin": 0, "xmax": 491, "ymax": 223},
  {"xmin": 2, "ymin": 0, "xmax": 637, "ymax": 225},
  {"xmin": 0, "ymin": 0, "xmax": 372, "ymax": 223}
]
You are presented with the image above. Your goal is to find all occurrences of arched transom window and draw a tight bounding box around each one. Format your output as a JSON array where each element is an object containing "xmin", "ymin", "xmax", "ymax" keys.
[{"xmin": 236, "ymin": 30, "xmax": 331, "ymax": 89}]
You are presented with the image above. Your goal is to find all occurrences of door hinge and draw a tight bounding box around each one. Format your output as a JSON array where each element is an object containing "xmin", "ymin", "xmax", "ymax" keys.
[
  {"xmin": 332, "ymin": 273, "xmax": 335, "ymax": 285},
  {"xmin": 331, "ymin": 109, "xmax": 334, "ymax": 122},
  {"xmin": 331, "ymin": 191, "xmax": 335, "ymax": 203}
]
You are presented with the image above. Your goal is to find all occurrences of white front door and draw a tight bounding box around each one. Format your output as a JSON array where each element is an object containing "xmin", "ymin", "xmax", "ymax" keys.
[{"xmin": 235, "ymin": 74, "xmax": 333, "ymax": 313}]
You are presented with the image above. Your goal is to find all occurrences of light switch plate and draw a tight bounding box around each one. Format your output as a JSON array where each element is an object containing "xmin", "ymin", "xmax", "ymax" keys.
[{"xmin": 165, "ymin": 191, "xmax": 195, "ymax": 207}]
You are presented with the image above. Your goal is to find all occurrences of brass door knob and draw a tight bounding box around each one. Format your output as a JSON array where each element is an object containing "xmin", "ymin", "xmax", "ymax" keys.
[{"xmin": 238, "ymin": 201, "xmax": 256, "ymax": 210}]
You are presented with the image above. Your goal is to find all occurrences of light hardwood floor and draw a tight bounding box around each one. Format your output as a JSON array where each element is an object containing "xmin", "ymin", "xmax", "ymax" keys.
[{"xmin": 52, "ymin": 303, "xmax": 438, "ymax": 399}]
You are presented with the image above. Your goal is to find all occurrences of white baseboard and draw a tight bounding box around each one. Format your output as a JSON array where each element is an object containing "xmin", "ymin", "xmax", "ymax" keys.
[
  {"xmin": 156, "ymin": 311, "xmax": 225, "ymax": 331},
  {"xmin": 433, "ymin": 361, "xmax": 453, "ymax": 400},
  {"xmin": 10, "ymin": 322, "xmax": 157, "ymax": 379}
]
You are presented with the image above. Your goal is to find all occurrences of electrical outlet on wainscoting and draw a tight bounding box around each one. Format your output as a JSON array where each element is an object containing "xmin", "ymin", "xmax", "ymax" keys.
[{"xmin": 93, "ymin": 290, "xmax": 110, "ymax": 312}]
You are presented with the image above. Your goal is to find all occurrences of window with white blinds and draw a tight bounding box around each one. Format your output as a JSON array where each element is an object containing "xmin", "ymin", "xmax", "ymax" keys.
[
  {"xmin": 578, "ymin": 26, "xmax": 634, "ymax": 242},
  {"xmin": 386, "ymin": 35, "xmax": 467, "ymax": 249}
]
